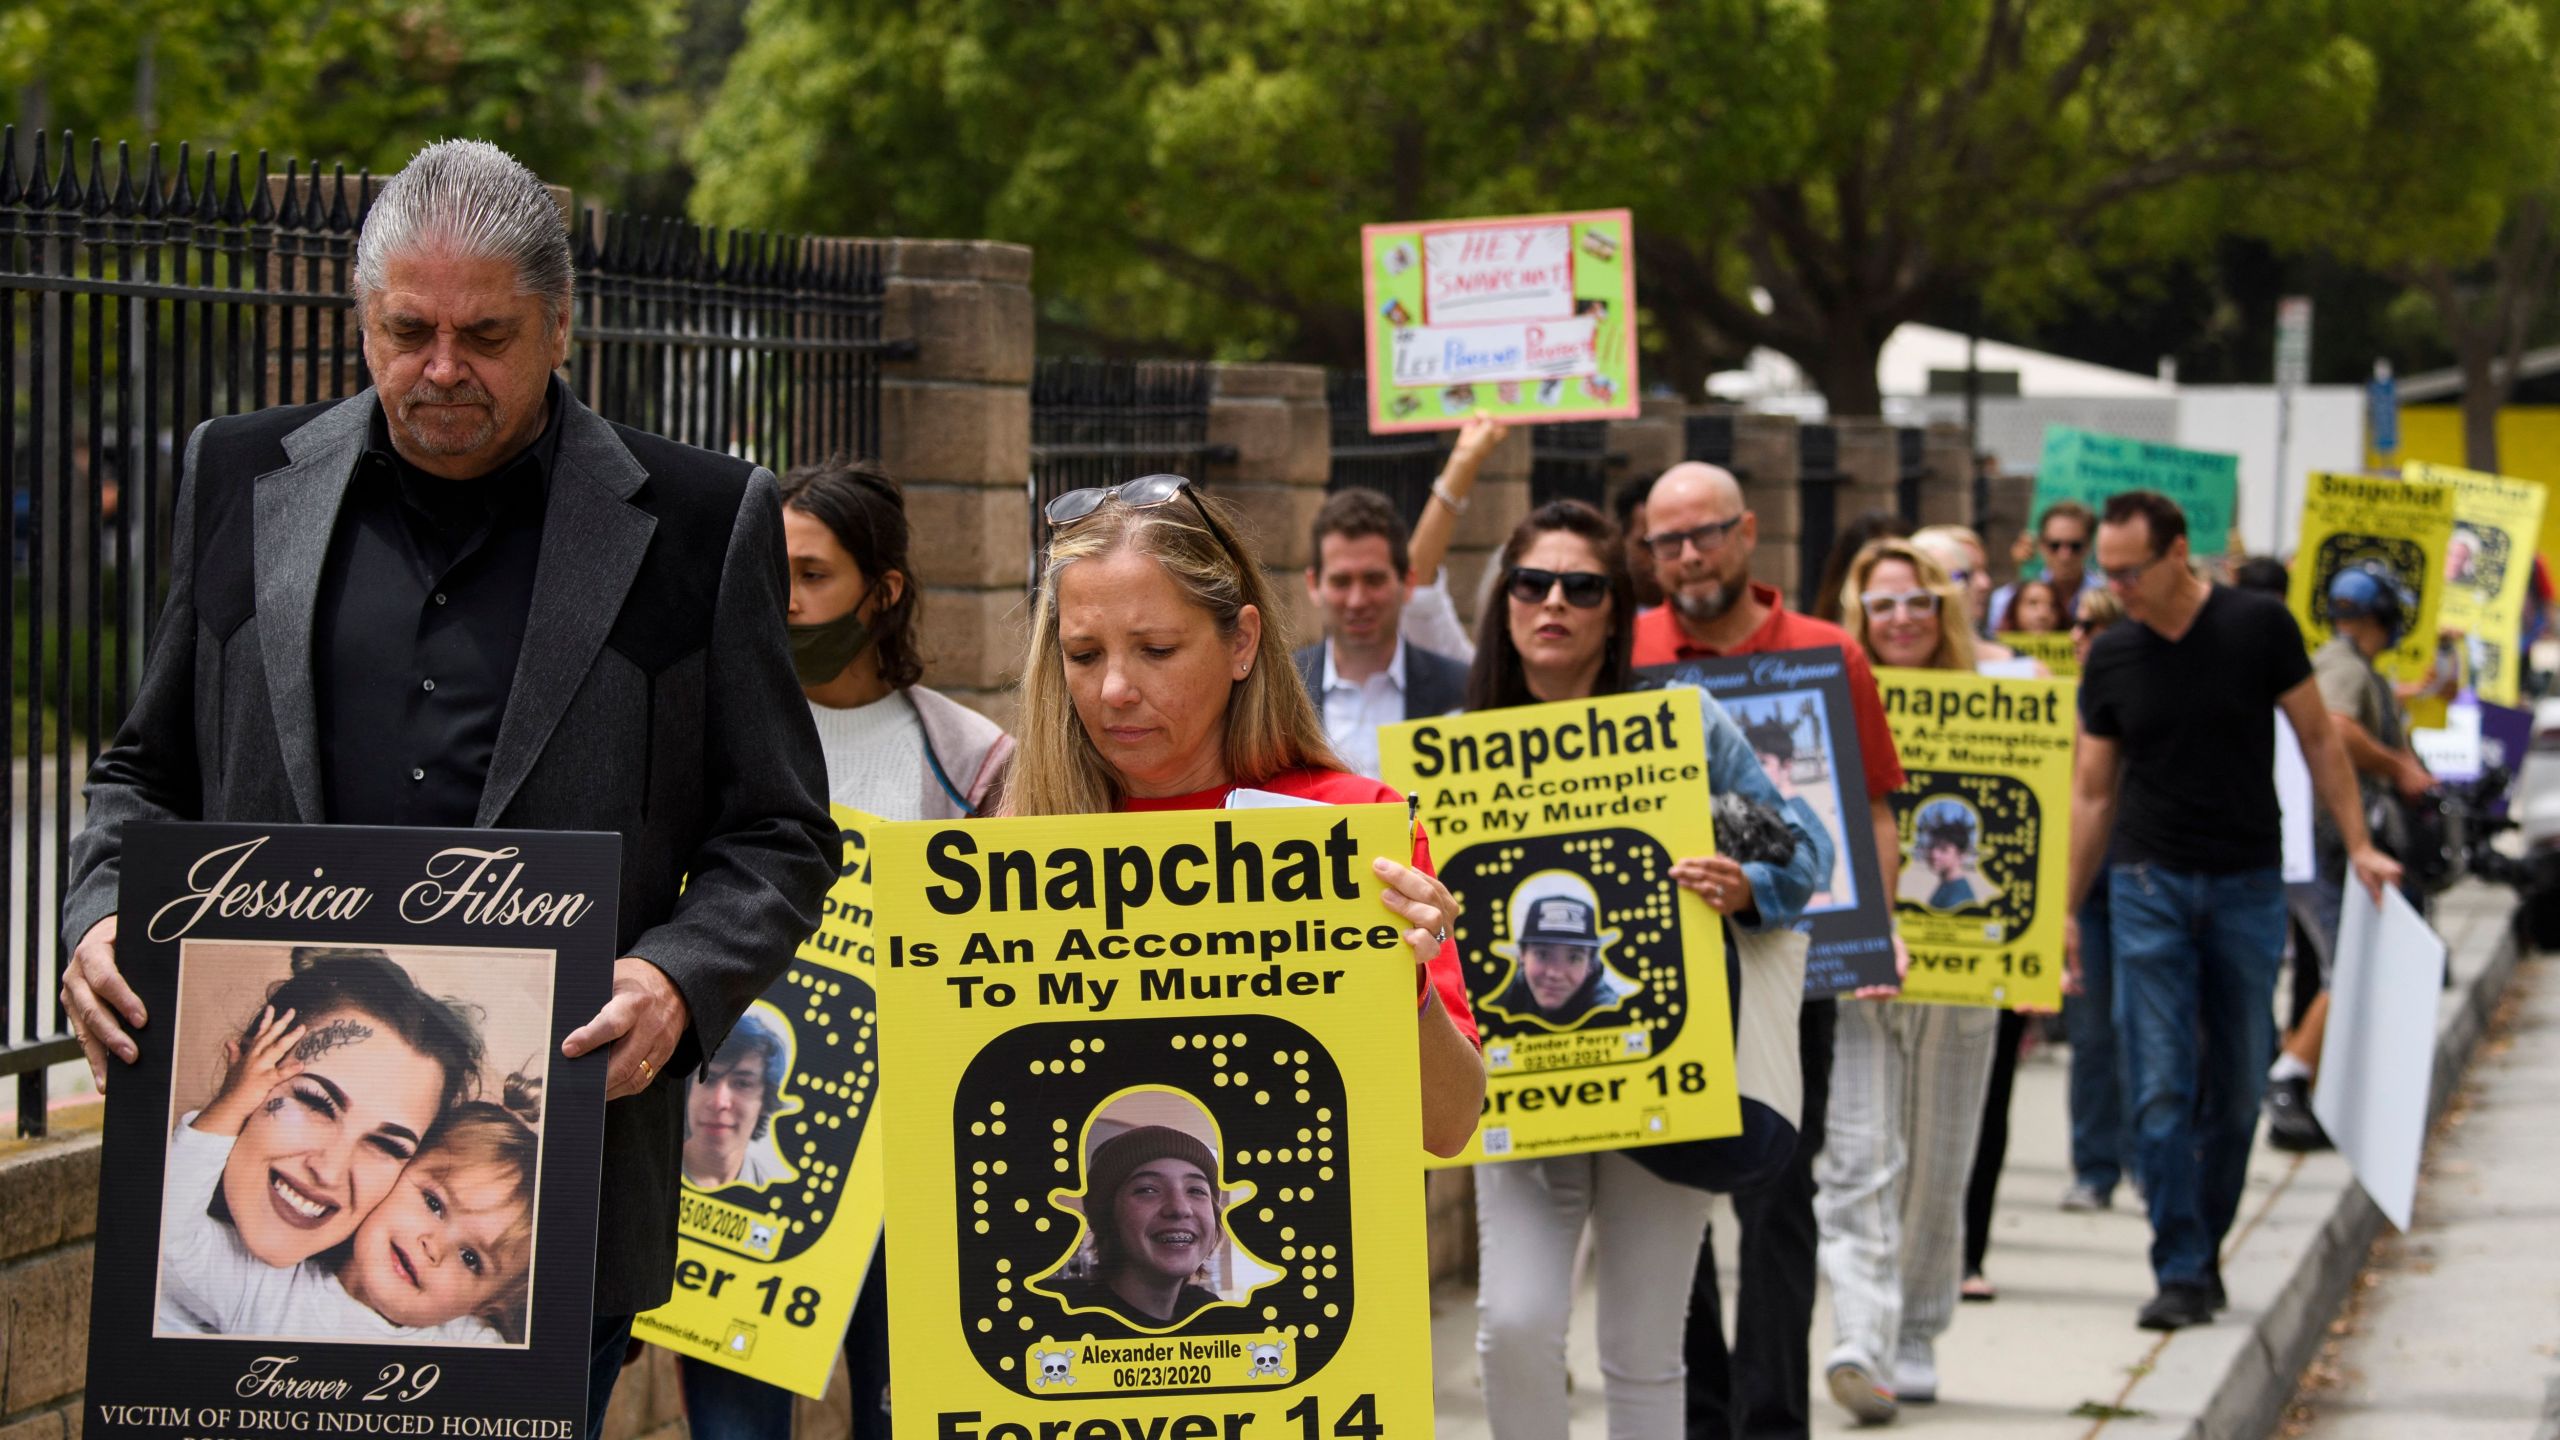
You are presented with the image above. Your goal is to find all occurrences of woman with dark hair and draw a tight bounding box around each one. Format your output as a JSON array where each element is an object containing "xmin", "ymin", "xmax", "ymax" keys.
[
  {"xmin": 156, "ymin": 948, "xmax": 487, "ymax": 1335},
  {"xmin": 1467, "ymin": 500, "xmax": 1820, "ymax": 1440},
  {"xmin": 679, "ymin": 459, "xmax": 1014, "ymax": 1440}
]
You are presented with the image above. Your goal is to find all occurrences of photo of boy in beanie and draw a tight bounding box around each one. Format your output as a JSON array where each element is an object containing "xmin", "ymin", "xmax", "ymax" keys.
[{"xmin": 1049, "ymin": 1122, "xmax": 1236, "ymax": 1327}]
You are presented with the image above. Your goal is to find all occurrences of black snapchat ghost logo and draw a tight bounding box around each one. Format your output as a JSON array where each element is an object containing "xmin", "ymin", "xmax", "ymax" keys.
[
  {"xmin": 683, "ymin": 964, "xmax": 877, "ymax": 1265},
  {"xmin": 1441, "ymin": 827, "xmax": 1690, "ymax": 1055}
]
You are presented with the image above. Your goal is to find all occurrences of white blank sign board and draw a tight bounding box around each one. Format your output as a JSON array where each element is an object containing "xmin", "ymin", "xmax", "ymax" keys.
[{"xmin": 2311, "ymin": 884, "xmax": 2447, "ymax": 1232}]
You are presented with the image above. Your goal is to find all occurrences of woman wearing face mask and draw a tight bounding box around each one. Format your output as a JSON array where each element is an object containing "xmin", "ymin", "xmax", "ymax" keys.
[
  {"xmin": 1812, "ymin": 538, "xmax": 2007, "ymax": 1421},
  {"xmin": 676, "ymin": 460, "xmax": 1011, "ymax": 1440},
  {"xmin": 1467, "ymin": 500, "xmax": 1821, "ymax": 1440}
]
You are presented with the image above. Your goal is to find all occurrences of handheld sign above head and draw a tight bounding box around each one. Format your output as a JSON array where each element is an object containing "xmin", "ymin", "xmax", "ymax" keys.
[{"xmin": 1362, "ymin": 210, "xmax": 1640, "ymax": 434}]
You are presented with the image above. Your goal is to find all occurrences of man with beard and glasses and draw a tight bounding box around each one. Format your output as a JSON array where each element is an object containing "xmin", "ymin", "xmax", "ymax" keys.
[
  {"xmin": 60, "ymin": 140, "xmax": 835, "ymax": 1439},
  {"xmin": 1629, "ymin": 462, "xmax": 1909, "ymax": 1440}
]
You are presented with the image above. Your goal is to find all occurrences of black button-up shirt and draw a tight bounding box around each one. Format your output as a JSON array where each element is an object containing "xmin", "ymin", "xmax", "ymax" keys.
[{"xmin": 313, "ymin": 383, "xmax": 564, "ymax": 827}]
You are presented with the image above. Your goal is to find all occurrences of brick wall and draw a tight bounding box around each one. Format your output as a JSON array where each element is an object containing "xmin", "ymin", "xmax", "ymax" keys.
[{"xmin": 0, "ymin": 1128, "xmax": 99, "ymax": 1440}]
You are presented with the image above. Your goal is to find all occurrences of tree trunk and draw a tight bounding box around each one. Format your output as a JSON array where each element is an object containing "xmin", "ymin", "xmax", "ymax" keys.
[
  {"xmin": 2464, "ymin": 380, "xmax": 2502, "ymax": 474},
  {"xmin": 1815, "ymin": 335, "xmax": 1887, "ymax": 418}
]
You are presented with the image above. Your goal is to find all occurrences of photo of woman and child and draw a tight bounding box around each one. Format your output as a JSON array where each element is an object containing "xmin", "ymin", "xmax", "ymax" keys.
[{"xmin": 153, "ymin": 943, "xmax": 553, "ymax": 1348}]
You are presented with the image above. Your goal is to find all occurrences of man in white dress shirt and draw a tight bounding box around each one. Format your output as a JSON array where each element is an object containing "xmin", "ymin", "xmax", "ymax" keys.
[{"xmin": 1294, "ymin": 488, "xmax": 1470, "ymax": 779}]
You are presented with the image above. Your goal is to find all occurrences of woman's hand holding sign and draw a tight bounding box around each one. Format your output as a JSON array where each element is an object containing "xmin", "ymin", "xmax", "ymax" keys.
[
  {"xmin": 1670, "ymin": 855, "xmax": 1753, "ymax": 918},
  {"xmin": 1371, "ymin": 854, "xmax": 1458, "ymax": 978}
]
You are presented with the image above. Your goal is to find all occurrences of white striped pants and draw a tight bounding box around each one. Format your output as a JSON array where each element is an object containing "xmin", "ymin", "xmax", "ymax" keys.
[{"xmin": 1813, "ymin": 998, "xmax": 2000, "ymax": 1371}]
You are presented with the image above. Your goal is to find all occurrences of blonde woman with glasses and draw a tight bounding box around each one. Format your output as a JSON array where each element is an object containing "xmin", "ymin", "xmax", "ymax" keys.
[{"xmin": 1811, "ymin": 538, "xmax": 2006, "ymax": 1423}]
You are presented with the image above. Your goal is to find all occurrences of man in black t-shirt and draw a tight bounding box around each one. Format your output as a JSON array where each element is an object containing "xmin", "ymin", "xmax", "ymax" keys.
[{"xmin": 2067, "ymin": 490, "xmax": 2401, "ymax": 1333}]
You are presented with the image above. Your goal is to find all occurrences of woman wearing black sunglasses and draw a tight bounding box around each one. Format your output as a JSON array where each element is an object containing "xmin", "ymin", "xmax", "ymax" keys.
[
  {"xmin": 1006, "ymin": 475, "xmax": 1487, "ymax": 1158},
  {"xmin": 1466, "ymin": 500, "xmax": 1821, "ymax": 1440}
]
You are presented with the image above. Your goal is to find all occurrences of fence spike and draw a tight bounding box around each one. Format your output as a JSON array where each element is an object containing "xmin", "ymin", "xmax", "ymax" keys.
[
  {"xmin": 56, "ymin": 131, "xmax": 84, "ymax": 208},
  {"xmin": 356, "ymin": 166, "xmax": 375, "ymax": 225},
  {"xmin": 141, "ymin": 143, "xmax": 165, "ymax": 218},
  {"xmin": 168, "ymin": 142, "xmax": 193, "ymax": 216},
  {"xmin": 113, "ymin": 141, "xmax": 138, "ymax": 217},
  {"xmin": 328, "ymin": 164, "xmax": 353, "ymax": 232},
  {"xmin": 84, "ymin": 136, "xmax": 108, "ymax": 214},
  {"xmin": 249, "ymin": 150, "xmax": 274, "ymax": 223},
  {"xmin": 575, "ymin": 206, "xmax": 599, "ymax": 270},
  {"xmin": 220, "ymin": 151, "xmax": 246, "ymax": 223},
  {"xmin": 276, "ymin": 157, "xmax": 301, "ymax": 227},
  {"xmin": 23, "ymin": 129, "xmax": 50, "ymax": 209},
  {"xmin": 0, "ymin": 127, "xmax": 18, "ymax": 207}
]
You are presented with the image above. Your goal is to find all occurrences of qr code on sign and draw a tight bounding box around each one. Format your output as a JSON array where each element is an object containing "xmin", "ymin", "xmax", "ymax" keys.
[{"xmin": 1482, "ymin": 1127, "xmax": 1513, "ymax": 1156}]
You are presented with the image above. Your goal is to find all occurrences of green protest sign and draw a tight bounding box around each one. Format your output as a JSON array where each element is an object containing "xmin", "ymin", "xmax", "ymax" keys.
[
  {"xmin": 2034, "ymin": 427, "xmax": 2240, "ymax": 552},
  {"xmin": 1360, "ymin": 209, "xmax": 1639, "ymax": 433}
]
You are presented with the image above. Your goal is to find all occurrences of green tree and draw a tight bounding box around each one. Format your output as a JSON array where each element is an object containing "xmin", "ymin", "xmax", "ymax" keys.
[
  {"xmin": 689, "ymin": 0, "xmax": 2560, "ymax": 415},
  {"xmin": 1, "ymin": 0, "xmax": 684, "ymax": 208}
]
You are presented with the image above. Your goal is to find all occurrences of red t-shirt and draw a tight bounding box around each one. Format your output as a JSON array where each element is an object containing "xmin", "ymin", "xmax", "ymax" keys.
[
  {"xmin": 1631, "ymin": 584, "xmax": 1906, "ymax": 801},
  {"xmin": 1123, "ymin": 767, "xmax": 1478, "ymax": 1044}
]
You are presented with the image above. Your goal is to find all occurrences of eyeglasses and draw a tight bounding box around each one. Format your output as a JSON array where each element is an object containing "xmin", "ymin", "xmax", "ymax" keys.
[
  {"xmin": 1860, "ymin": 590, "xmax": 1941, "ymax": 619},
  {"xmin": 2043, "ymin": 536, "xmax": 2087, "ymax": 555},
  {"xmin": 1507, "ymin": 567, "xmax": 1612, "ymax": 608},
  {"xmin": 1642, "ymin": 514, "xmax": 1745, "ymax": 561},
  {"xmin": 1044, "ymin": 472, "xmax": 1244, "ymax": 569},
  {"xmin": 2101, "ymin": 551, "xmax": 2169, "ymax": 589},
  {"xmin": 1943, "ymin": 567, "xmax": 1974, "ymax": 586}
]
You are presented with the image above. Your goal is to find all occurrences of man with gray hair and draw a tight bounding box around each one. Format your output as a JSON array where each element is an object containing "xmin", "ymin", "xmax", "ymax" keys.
[{"xmin": 58, "ymin": 139, "xmax": 836, "ymax": 1436}]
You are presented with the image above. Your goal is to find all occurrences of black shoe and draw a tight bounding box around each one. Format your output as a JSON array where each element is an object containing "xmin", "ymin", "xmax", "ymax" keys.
[
  {"xmin": 2204, "ymin": 1272, "xmax": 2227, "ymax": 1314},
  {"xmin": 2264, "ymin": 1075, "xmax": 2333, "ymax": 1152},
  {"xmin": 2137, "ymin": 1283, "xmax": 2216, "ymax": 1332}
]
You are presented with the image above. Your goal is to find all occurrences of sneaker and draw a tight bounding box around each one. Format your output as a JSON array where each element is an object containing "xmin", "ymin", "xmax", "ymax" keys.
[
  {"xmin": 2136, "ymin": 1283, "xmax": 2217, "ymax": 1332},
  {"xmin": 1892, "ymin": 1345, "xmax": 1938, "ymax": 1404},
  {"xmin": 2264, "ymin": 1075, "xmax": 2333, "ymax": 1152},
  {"xmin": 1826, "ymin": 1353, "xmax": 1899, "ymax": 1425},
  {"xmin": 2204, "ymin": 1271, "xmax": 2227, "ymax": 1314},
  {"xmin": 2060, "ymin": 1181, "xmax": 2112, "ymax": 1212}
]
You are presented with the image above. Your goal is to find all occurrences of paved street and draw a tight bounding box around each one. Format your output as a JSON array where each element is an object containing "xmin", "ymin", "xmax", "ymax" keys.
[
  {"xmin": 2281, "ymin": 954, "xmax": 2560, "ymax": 1439},
  {"xmin": 1430, "ymin": 884, "xmax": 2526, "ymax": 1440}
]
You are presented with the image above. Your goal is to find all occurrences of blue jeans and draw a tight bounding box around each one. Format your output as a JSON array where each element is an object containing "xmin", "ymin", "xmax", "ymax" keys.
[
  {"xmin": 678, "ymin": 1356, "xmax": 798, "ymax": 1440},
  {"xmin": 2065, "ymin": 886, "xmax": 2133, "ymax": 1195},
  {"xmin": 2108, "ymin": 862, "xmax": 2286, "ymax": 1290},
  {"xmin": 586, "ymin": 1313, "xmax": 637, "ymax": 1440}
]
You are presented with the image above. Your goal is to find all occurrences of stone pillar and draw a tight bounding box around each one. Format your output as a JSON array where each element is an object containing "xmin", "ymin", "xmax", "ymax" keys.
[
  {"xmin": 1734, "ymin": 413, "xmax": 1804, "ymax": 599},
  {"xmin": 1443, "ymin": 423, "xmax": 1535, "ymax": 636},
  {"xmin": 1206, "ymin": 363, "xmax": 1332, "ymax": 650},
  {"xmin": 1920, "ymin": 422, "xmax": 1977, "ymax": 531},
  {"xmin": 875, "ymin": 240, "xmax": 1036, "ymax": 730},
  {"xmin": 1834, "ymin": 417, "xmax": 1901, "ymax": 528},
  {"xmin": 0, "ymin": 1129, "xmax": 100, "ymax": 1440}
]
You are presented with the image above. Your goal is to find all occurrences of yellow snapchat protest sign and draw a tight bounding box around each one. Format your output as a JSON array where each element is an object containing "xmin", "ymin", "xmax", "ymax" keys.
[
  {"xmin": 636, "ymin": 804, "xmax": 889, "ymax": 1397},
  {"xmin": 2289, "ymin": 471, "xmax": 2455, "ymax": 693},
  {"xmin": 2406, "ymin": 461, "xmax": 2548, "ymax": 706},
  {"xmin": 1379, "ymin": 690, "xmax": 1739, "ymax": 1167},
  {"xmin": 1995, "ymin": 632, "xmax": 2079, "ymax": 677},
  {"xmin": 1878, "ymin": 672, "xmax": 2073, "ymax": 1010},
  {"xmin": 874, "ymin": 805, "xmax": 1431, "ymax": 1440}
]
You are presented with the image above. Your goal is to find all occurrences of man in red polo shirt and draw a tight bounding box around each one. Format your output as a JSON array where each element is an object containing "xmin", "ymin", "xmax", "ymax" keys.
[{"xmin": 1641, "ymin": 461, "xmax": 1906, "ymax": 1440}]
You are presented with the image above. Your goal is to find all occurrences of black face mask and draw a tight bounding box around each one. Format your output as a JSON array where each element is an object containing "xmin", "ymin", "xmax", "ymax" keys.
[{"xmin": 788, "ymin": 608, "xmax": 876, "ymax": 686}]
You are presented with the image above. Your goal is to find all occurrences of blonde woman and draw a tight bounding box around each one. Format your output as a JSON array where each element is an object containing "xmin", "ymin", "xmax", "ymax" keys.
[
  {"xmin": 1816, "ymin": 538, "xmax": 2005, "ymax": 1421},
  {"xmin": 1009, "ymin": 474, "xmax": 1486, "ymax": 1155}
]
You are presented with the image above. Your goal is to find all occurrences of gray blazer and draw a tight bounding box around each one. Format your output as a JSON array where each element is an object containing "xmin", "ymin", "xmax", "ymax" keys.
[{"xmin": 64, "ymin": 390, "xmax": 837, "ymax": 1315}]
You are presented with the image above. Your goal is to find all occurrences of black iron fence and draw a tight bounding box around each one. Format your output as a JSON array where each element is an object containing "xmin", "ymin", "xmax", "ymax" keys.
[
  {"xmin": 1896, "ymin": 426, "xmax": 1927, "ymax": 529},
  {"xmin": 0, "ymin": 126, "xmax": 903, "ymax": 1135},
  {"xmin": 1324, "ymin": 370, "xmax": 1445, "ymax": 526},
  {"xmin": 1027, "ymin": 358, "xmax": 1231, "ymax": 583},
  {"xmin": 1530, "ymin": 420, "xmax": 1610, "ymax": 511}
]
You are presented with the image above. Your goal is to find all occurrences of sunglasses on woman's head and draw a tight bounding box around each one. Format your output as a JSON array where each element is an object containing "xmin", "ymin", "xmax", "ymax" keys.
[
  {"xmin": 1860, "ymin": 590, "xmax": 1940, "ymax": 618},
  {"xmin": 1507, "ymin": 567, "xmax": 1611, "ymax": 608},
  {"xmin": 1043, "ymin": 473, "xmax": 1244, "ymax": 567}
]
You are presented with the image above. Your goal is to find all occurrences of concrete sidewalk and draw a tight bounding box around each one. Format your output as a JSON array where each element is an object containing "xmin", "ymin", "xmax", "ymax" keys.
[{"xmin": 1429, "ymin": 881, "xmax": 2523, "ymax": 1439}]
